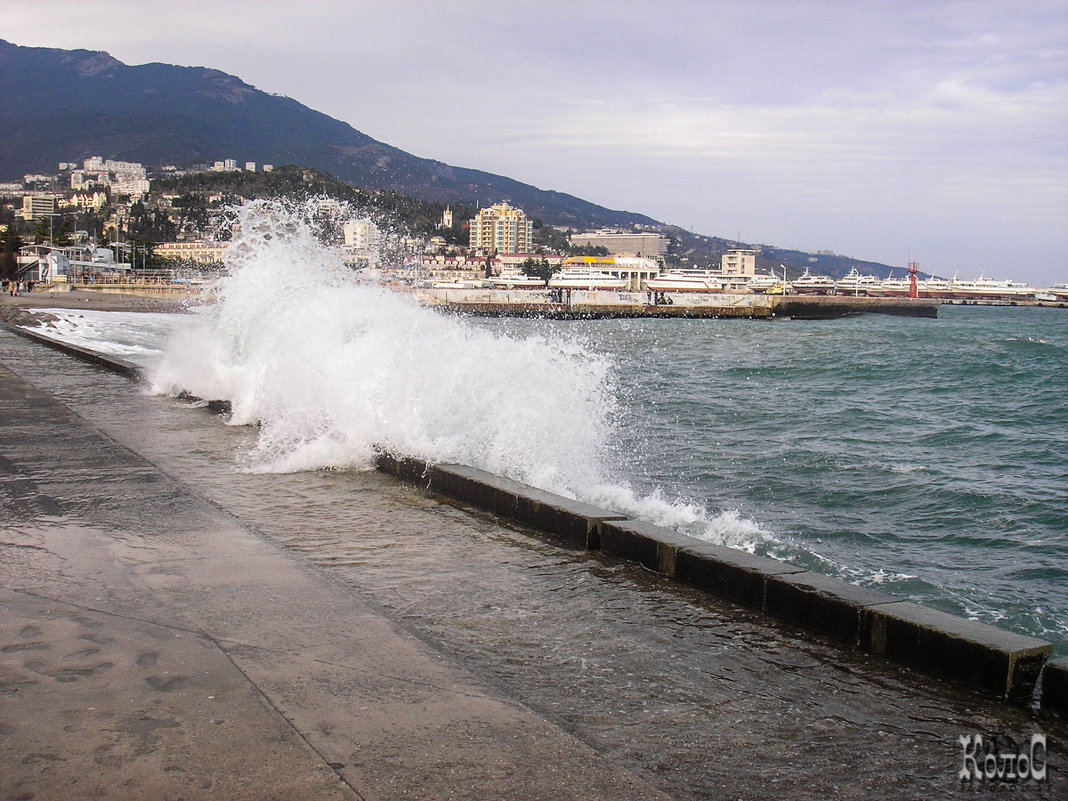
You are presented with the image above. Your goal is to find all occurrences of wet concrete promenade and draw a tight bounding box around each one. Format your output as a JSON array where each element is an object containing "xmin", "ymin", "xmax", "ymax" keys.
[{"xmin": 0, "ymin": 322, "xmax": 1063, "ymax": 800}]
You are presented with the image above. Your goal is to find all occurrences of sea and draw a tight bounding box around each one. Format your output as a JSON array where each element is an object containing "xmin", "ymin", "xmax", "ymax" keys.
[{"xmin": 28, "ymin": 199, "xmax": 1068, "ymax": 655}]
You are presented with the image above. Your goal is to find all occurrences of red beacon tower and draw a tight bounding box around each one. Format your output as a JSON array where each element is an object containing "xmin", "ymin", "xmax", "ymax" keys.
[{"xmin": 907, "ymin": 260, "xmax": 919, "ymax": 299}]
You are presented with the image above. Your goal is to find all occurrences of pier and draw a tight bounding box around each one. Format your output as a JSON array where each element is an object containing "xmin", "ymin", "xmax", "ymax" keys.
[
  {"xmin": 2, "ymin": 312, "xmax": 1064, "ymax": 800},
  {"xmin": 416, "ymin": 288, "xmax": 941, "ymax": 319}
]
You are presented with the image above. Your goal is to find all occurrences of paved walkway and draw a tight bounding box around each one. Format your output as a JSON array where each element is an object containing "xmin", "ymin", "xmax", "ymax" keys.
[
  {"xmin": 1, "ymin": 324, "xmax": 1063, "ymax": 800},
  {"xmin": 0, "ymin": 357, "xmax": 667, "ymax": 800}
]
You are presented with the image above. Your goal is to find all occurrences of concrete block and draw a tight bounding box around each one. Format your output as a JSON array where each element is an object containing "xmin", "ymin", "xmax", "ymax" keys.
[
  {"xmin": 429, "ymin": 463, "xmax": 521, "ymax": 519},
  {"xmin": 765, "ymin": 571, "xmax": 900, "ymax": 645},
  {"xmin": 512, "ymin": 487, "xmax": 627, "ymax": 549},
  {"xmin": 674, "ymin": 542, "xmax": 806, "ymax": 611},
  {"xmin": 1039, "ymin": 656, "xmax": 1068, "ymax": 716},
  {"xmin": 599, "ymin": 520, "xmax": 704, "ymax": 574},
  {"xmin": 3, "ymin": 322, "xmax": 144, "ymax": 379},
  {"xmin": 414, "ymin": 463, "xmax": 627, "ymax": 549},
  {"xmin": 374, "ymin": 452, "xmax": 431, "ymax": 485},
  {"xmin": 864, "ymin": 601, "xmax": 1053, "ymax": 702}
]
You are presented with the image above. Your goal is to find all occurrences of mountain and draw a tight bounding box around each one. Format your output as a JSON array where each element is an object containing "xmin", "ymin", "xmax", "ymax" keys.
[
  {"xmin": 0, "ymin": 40, "xmax": 655, "ymax": 230},
  {"xmin": 1, "ymin": 40, "xmax": 912, "ymax": 279}
]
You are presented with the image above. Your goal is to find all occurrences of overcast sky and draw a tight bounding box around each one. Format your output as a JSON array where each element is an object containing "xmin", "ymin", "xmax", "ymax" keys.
[{"xmin": 7, "ymin": 0, "xmax": 1067, "ymax": 284}]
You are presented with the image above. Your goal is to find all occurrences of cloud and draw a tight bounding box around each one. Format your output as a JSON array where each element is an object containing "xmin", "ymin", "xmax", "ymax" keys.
[{"xmin": 5, "ymin": 0, "xmax": 1067, "ymax": 283}]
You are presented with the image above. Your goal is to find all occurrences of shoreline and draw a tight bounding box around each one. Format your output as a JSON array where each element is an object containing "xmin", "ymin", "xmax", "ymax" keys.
[
  {"xmin": 4, "ymin": 310, "xmax": 1063, "ymax": 711},
  {"xmin": 0, "ymin": 286, "xmax": 195, "ymax": 314},
  {"xmin": 0, "ymin": 287, "xmax": 197, "ymax": 331}
]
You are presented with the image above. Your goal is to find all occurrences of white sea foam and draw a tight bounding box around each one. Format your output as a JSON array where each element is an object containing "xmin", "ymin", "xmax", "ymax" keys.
[
  {"xmin": 152, "ymin": 199, "xmax": 614, "ymax": 493},
  {"xmin": 146, "ymin": 198, "xmax": 772, "ymax": 550},
  {"xmin": 30, "ymin": 308, "xmax": 184, "ymax": 364}
]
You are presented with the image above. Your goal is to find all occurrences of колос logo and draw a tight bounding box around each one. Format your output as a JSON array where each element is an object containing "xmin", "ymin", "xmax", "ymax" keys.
[{"xmin": 959, "ymin": 733, "xmax": 1047, "ymax": 782}]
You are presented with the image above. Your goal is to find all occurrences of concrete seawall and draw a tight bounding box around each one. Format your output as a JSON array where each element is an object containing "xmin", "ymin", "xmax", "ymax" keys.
[
  {"xmin": 4, "ymin": 319, "xmax": 1062, "ymax": 715},
  {"xmin": 417, "ymin": 288, "xmax": 940, "ymax": 319},
  {"xmin": 56, "ymin": 281, "xmax": 203, "ymax": 300},
  {"xmin": 376, "ymin": 454, "xmax": 1056, "ymax": 708}
]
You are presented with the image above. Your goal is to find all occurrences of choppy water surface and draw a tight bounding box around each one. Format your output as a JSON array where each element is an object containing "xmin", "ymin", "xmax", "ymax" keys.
[
  {"xmin": 29, "ymin": 200, "xmax": 1068, "ymax": 653},
  {"xmin": 480, "ymin": 308, "xmax": 1068, "ymax": 653}
]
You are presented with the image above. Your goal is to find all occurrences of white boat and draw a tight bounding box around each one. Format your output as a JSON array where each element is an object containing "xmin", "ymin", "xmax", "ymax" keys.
[
  {"xmin": 491, "ymin": 269, "xmax": 544, "ymax": 289},
  {"xmin": 834, "ymin": 267, "xmax": 882, "ymax": 296},
  {"xmin": 790, "ymin": 268, "xmax": 836, "ymax": 295},
  {"xmin": 549, "ymin": 268, "xmax": 629, "ymax": 290},
  {"xmin": 868, "ymin": 272, "xmax": 913, "ymax": 298},
  {"xmin": 916, "ymin": 276, "xmax": 952, "ymax": 298},
  {"xmin": 1048, "ymin": 283, "xmax": 1068, "ymax": 301},
  {"xmin": 432, "ymin": 280, "xmax": 489, "ymax": 289},
  {"xmin": 943, "ymin": 274, "xmax": 1035, "ymax": 301},
  {"xmin": 747, "ymin": 272, "xmax": 785, "ymax": 293},
  {"xmin": 643, "ymin": 270, "xmax": 725, "ymax": 293}
]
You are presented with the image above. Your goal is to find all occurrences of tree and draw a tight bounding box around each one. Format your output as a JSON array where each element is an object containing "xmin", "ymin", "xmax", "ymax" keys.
[
  {"xmin": 0, "ymin": 229, "xmax": 23, "ymax": 282},
  {"xmin": 33, "ymin": 216, "xmax": 53, "ymax": 244},
  {"xmin": 520, "ymin": 257, "xmax": 558, "ymax": 287}
]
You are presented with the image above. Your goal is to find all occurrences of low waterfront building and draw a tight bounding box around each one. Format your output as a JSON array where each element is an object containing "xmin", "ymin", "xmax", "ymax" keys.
[
  {"xmin": 17, "ymin": 243, "xmax": 132, "ymax": 283},
  {"xmin": 568, "ymin": 230, "xmax": 669, "ymax": 258},
  {"xmin": 496, "ymin": 253, "xmax": 564, "ymax": 271},
  {"xmin": 561, "ymin": 255, "xmax": 660, "ymax": 291},
  {"xmin": 420, "ymin": 254, "xmax": 496, "ymax": 284},
  {"xmin": 155, "ymin": 240, "xmax": 229, "ymax": 266}
]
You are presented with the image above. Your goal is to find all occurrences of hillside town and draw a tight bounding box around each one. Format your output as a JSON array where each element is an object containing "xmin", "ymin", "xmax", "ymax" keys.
[
  {"xmin": 1, "ymin": 155, "xmax": 666, "ymax": 286},
  {"xmin": 2, "ymin": 156, "xmax": 1066, "ymax": 306}
]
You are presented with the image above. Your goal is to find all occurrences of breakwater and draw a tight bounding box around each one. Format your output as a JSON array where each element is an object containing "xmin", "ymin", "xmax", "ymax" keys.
[
  {"xmin": 375, "ymin": 452, "xmax": 1057, "ymax": 707},
  {"xmin": 6, "ymin": 316, "xmax": 1065, "ymax": 714},
  {"xmin": 415, "ymin": 288, "xmax": 940, "ymax": 319}
]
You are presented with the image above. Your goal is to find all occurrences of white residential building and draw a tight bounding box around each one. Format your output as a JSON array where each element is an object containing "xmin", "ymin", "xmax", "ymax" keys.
[
  {"xmin": 343, "ymin": 220, "xmax": 380, "ymax": 250},
  {"xmin": 721, "ymin": 248, "xmax": 757, "ymax": 277},
  {"xmin": 155, "ymin": 240, "xmax": 229, "ymax": 265},
  {"xmin": 113, "ymin": 178, "xmax": 151, "ymax": 196}
]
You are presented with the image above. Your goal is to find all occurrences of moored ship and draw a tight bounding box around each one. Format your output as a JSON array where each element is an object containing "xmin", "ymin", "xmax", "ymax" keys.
[
  {"xmin": 790, "ymin": 268, "xmax": 836, "ymax": 295},
  {"xmin": 549, "ymin": 268, "xmax": 629, "ymax": 290},
  {"xmin": 643, "ymin": 270, "xmax": 725, "ymax": 293},
  {"xmin": 834, "ymin": 268, "xmax": 882, "ymax": 296},
  {"xmin": 935, "ymin": 274, "xmax": 1036, "ymax": 302}
]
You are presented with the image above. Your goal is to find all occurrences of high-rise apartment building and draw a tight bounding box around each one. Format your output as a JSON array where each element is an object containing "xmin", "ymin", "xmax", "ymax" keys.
[{"xmin": 468, "ymin": 203, "xmax": 533, "ymax": 254}]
